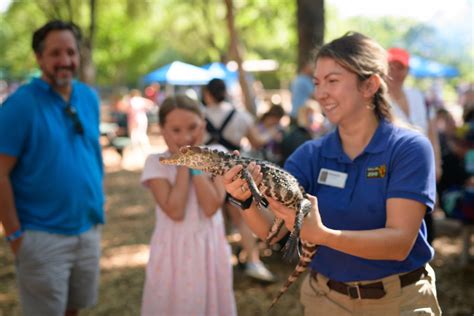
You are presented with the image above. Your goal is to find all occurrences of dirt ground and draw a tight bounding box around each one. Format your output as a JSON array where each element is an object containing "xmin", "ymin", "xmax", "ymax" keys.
[{"xmin": 0, "ymin": 144, "xmax": 473, "ymax": 315}]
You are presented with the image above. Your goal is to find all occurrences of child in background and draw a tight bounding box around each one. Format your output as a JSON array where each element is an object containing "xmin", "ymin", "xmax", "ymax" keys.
[
  {"xmin": 127, "ymin": 89, "xmax": 154, "ymax": 154},
  {"xmin": 251, "ymin": 104, "xmax": 286, "ymax": 164},
  {"xmin": 140, "ymin": 95, "xmax": 237, "ymax": 316},
  {"xmin": 280, "ymin": 99, "xmax": 330, "ymax": 165}
]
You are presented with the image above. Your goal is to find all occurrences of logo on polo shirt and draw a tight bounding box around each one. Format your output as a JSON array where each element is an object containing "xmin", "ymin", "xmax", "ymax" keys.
[{"xmin": 367, "ymin": 164, "xmax": 386, "ymax": 178}]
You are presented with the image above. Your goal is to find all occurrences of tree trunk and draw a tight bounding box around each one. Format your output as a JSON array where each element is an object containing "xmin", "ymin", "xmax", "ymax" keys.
[
  {"xmin": 224, "ymin": 0, "xmax": 256, "ymax": 115},
  {"xmin": 80, "ymin": 0, "xmax": 96, "ymax": 84},
  {"xmin": 297, "ymin": 0, "xmax": 324, "ymax": 71}
]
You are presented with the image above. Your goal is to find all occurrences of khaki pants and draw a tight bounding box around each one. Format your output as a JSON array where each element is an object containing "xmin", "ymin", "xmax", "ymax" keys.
[{"xmin": 300, "ymin": 264, "xmax": 441, "ymax": 316}]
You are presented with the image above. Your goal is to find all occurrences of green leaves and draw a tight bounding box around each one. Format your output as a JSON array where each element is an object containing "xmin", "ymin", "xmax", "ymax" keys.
[{"xmin": 1, "ymin": 0, "xmax": 470, "ymax": 87}]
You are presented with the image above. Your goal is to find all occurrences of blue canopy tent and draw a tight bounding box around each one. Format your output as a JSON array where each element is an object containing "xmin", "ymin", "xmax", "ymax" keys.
[
  {"xmin": 201, "ymin": 62, "xmax": 238, "ymax": 86},
  {"xmin": 409, "ymin": 56, "xmax": 460, "ymax": 78},
  {"xmin": 142, "ymin": 61, "xmax": 212, "ymax": 85}
]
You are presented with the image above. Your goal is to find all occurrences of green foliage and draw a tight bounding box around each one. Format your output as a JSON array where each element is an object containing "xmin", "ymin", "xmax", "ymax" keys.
[
  {"xmin": 325, "ymin": 13, "xmax": 472, "ymax": 86},
  {"xmin": 93, "ymin": 0, "xmax": 161, "ymax": 85},
  {"xmin": 0, "ymin": 0, "xmax": 297, "ymax": 88},
  {"xmin": 0, "ymin": 0, "xmax": 471, "ymax": 90},
  {"xmin": 1, "ymin": 1, "xmax": 43, "ymax": 80}
]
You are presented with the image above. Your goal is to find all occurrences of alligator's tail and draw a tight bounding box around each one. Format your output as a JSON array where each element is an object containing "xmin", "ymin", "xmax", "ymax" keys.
[{"xmin": 269, "ymin": 241, "xmax": 318, "ymax": 310}]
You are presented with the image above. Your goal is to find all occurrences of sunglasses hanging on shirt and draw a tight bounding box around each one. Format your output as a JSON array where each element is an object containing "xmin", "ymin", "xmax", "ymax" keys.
[{"xmin": 65, "ymin": 103, "xmax": 84, "ymax": 135}]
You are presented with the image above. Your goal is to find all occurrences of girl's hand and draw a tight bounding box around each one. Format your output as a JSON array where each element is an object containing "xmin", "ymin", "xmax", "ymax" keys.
[{"xmin": 267, "ymin": 194, "xmax": 326, "ymax": 244}]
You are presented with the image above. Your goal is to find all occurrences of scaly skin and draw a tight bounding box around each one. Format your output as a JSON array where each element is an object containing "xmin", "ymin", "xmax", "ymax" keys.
[{"xmin": 159, "ymin": 145, "xmax": 319, "ymax": 308}]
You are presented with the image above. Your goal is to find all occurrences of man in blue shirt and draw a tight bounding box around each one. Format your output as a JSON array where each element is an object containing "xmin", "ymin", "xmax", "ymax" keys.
[
  {"xmin": 0, "ymin": 20, "xmax": 104, "ymax": 315},
  {"xmin": 290, "ymin": 60, "xmax": 315, "ymax": 120}
]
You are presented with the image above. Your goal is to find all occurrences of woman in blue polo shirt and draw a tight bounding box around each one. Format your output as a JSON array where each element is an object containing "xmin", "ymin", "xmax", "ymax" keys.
[{"xmin": 223, "ymin": 32, "xmax": 441, "ymax": 315}]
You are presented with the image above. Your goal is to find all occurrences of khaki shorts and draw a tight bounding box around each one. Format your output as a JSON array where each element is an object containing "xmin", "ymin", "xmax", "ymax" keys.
[
  {"xmin": 300, "ymin": 264, "xmax": 442, "ymax": 316},
  {"xmin": 15, "ymin": 226, "xmax": 101, "ymax": 316}
]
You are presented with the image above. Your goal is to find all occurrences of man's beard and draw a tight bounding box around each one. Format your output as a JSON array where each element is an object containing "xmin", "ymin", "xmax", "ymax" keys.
[{"xmin": 44, "ymin": 66, "xmax": 76, "ymax": 88}]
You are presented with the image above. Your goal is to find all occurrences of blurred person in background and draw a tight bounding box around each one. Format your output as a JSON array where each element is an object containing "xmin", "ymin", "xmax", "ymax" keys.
[
  {"xmin": 143, "ymin": 83, "xmax": 162, "ymax": 129},
  {"xmin": 437, "ymin": 87, "xmax": 474, "ymax": 226},
  {"xmin": 460, "ymin": 84, "xmax": 474, "ymax": 123},
  {"xmin": 127, "ymin": 89, "xmax": 154, "ymax": 155},
  {"xmin": 202, "ymin": 78, "xmax": 276, "ymax": 282},
  {"xmin": 110, "ymin": 91, "xmax": 130, "ymax": 137},
  {"xmin": 250, "ymin": 104, "xmax": 286, "ymax": 164},
  {"xmin": 387, "ymin": 47, "xmax": 442, "ymax": 244},
  {"xmin": 290, "ymin": 60, "xmax": 315, "ymax": 122},
  {"xmin": 144, "ymin": 82, "xmax": 162, "ymax": 105},
  {"xmin": 280, "ymin": 99, "xmax": 330, "ymax": 166},
  {"xmin": 0, "ymin": 20, "xmax": 104, "ymax": 316}
]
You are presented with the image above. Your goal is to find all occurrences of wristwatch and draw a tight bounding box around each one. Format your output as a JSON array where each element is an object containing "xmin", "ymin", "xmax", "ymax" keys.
[{"xmin": 227, "ymin": 195, "xmax": 253, "ymax": 210}]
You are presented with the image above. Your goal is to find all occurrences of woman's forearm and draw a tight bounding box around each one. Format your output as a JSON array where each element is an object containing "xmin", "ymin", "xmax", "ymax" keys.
[{"xmin": 312, "ymin": 226, "xmax": 416, "ymax": 261}]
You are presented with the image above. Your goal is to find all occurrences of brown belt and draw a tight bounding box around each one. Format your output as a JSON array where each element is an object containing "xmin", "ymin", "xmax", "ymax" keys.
[{"xmin": 311, "ymin": 266, "xmax": 427, "ymax": 300}]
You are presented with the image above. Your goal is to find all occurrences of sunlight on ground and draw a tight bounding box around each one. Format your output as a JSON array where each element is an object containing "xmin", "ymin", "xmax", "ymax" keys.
[
  {"xmin": 99, "ymin": 238, "xmax": 243, "ymax": 268},
  {"xmin": 119, "ymin": 205, "xmax": 150, "ymax": 217},
  {"xmin": 101, "ymin": 244, "xmax": 150, "ymax": 269},
  {"xmin": 433, "ymin": 237, "xmax": 464, "ymax": 256},
  {"xmin": 103, "ymin": 147, "xmax": 147, "ymax": 172},
  {"xmin": 432, "ymin": 218, "xmax": 474, "ymax": 258}
]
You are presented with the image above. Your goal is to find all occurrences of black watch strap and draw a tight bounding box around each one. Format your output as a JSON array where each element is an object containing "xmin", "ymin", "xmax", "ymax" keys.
[{"xmin": 227, "ymin": 195, "xmax": 253, "ymax": 210}]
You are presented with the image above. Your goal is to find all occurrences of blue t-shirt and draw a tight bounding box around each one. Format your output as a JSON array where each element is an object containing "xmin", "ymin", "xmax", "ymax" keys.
[
  {"xmin": 290, "ymin": 74, "xmax": 314, "ymax": 117},
  {"xmin": 0, "ymin": 78, "xmax": 104, "ymax": 235},
  {"xmin": 285, "ymin": 119, "xmax": 435, "ymax": 282}
]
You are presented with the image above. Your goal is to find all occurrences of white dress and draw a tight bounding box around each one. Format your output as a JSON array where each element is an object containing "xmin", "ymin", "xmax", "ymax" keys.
[{"xmin": 140, "ymin": 152, "xmax": 237, "ymax": 316}]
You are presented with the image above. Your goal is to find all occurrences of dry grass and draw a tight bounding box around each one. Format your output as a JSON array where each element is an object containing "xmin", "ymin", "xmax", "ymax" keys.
[{"xmin": 1, "ymin": 164, "xmax": 474, "ymax": 315}]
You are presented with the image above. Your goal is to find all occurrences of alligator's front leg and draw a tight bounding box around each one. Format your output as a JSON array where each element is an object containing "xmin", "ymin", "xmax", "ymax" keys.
[{"xmin": 241, "ymin": 168, "xmax": 268, "ymax": 208}]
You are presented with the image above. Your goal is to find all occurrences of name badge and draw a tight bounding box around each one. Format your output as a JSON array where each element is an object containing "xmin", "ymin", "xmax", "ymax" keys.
[{"xmin": 317, "ymin": 168, "xmax": 348, "ymax": 189}]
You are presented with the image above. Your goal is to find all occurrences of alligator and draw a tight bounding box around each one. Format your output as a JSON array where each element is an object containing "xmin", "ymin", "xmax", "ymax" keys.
[{"xmin": 159, "ymin": 145, "xmax": 318, "ymax": 308}]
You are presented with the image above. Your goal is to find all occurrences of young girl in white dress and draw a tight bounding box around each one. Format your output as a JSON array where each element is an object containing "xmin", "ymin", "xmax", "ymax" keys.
[{"xmin": 140, "ymin": 95, "xmax": 236, "ymax": 316}]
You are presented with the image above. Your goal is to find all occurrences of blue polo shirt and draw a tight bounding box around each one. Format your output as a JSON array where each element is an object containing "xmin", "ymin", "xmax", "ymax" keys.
[
  {"xmin": 0, "ymin": 78, "xmax": 104, "ymax": 235},
  {"xmin": 285, "ymin": 119, "xmax": 435, "ymax": 282}
]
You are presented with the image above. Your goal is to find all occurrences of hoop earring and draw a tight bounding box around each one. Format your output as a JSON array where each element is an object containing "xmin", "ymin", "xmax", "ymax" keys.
[{"xmin": 366, "ymin": 103, "xmax": 376, "ymax": 110}]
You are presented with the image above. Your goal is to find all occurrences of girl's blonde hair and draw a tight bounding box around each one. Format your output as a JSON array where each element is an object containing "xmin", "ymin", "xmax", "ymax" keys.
[{"xmin": 158, "ymin": 95, "xmax": 203, "ymax": 126}]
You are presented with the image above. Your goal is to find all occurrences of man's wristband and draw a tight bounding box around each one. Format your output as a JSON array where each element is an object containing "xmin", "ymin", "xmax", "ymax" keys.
[
  {"xmin": 5, "ymin": 229, "xmax": 23, "ymax": 243},
  {"xmin": 228, "ymin": 195, "xmax": 253, "ymax": 210},
  {"xmin": 190, "ymin": 169, "xmax": 204, "ymax": 176}
]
